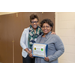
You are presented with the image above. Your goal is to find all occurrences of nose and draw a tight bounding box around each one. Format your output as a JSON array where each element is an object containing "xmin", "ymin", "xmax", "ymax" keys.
[
  {"xmin": 33, "ymin": 23, "xmax": 36, "ymax": 24},
  {"xmin": 44, "ymin": 27, "xmax": 47, "ymax": 29}
]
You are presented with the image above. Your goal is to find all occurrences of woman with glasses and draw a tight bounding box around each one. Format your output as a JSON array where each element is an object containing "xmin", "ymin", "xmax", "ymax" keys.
[{"xmin": 30, "ymin": 19, "xmax": 64, "ymax": 63}]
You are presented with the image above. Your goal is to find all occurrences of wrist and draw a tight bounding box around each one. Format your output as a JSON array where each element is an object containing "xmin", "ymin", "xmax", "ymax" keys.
[
  {"xmin": 24, "ymin": 48, "xmax": 32, "ymax": 55},
  {"xmin": 24, "ymin": 48, "xmax": 28, "ymax": 51}
]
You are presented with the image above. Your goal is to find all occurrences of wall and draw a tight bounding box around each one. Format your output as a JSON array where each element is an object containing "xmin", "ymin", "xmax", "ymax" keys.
[
  {"xmin": 0, "ymin": 12, "xmax": 18, "ymax": 15},
  {"xmin": 55, "ymin": 12, "xmax": 75, "ymax": 63},
  {"xmin": 0, "ymin": 12, "xmax": 55, "ymax": 63}
]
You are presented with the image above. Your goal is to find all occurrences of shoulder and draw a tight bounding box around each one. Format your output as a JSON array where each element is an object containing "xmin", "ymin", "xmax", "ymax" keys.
[
  {"xmin": 36, "ymin": 34, "xmax": 42, "ymax": 42},
  {"xmin": 23, "ymin": 27, "xmax": 29, "ymax": 31},
  {"xmin": 22, "ymin": 27, "xmax": 29, "ymax": 34},
  {"xmin": 51, "ymin": 34, "xmax": 61, "ymax": 42},
  {"xmin": 51, "ymin": 34, "xmax": 60, "ymax": 39},
  {"xmin": 36, "ymin": 33, "xmax": 43, "ymax": 42}
]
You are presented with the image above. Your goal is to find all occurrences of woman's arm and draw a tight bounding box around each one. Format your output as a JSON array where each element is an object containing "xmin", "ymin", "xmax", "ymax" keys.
[
  {"xmin": 20, "ymin": 29, "xmax": 31, "ymax": 54},
  {"xmin": 48, "ymin": 35, "xmax": 64, "ymax": 62},
  {"xmin": 20, "ymin": 29, "xmax": 27, "ymax": 49}
]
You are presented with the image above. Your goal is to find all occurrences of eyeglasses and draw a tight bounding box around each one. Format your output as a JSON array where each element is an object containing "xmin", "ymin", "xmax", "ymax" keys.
[
  {"xmin": 31, "ymin": 21, "xmax": 38, "ymax": 23},
  {"xmin": 42, "ymin": 26, "xmax": 50, "ymax": 28}
]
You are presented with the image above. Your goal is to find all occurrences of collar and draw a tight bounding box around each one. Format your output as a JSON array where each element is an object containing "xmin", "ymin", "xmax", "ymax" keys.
[
  {"xmin": 29, "ymin": 25, "xmax": 39, "ymax": 32},
  {"xmin": 41, "ymin": 31, "xmax": 52, "ymax": 39}
]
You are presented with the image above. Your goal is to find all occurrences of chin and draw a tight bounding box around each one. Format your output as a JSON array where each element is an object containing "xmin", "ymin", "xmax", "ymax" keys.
[
  {"xmin": 33, "ymin": 26, "xmax": 38, "ymax": 28},
  {"xmin": 33, "ymin": 27, "xmax": 37, "ymax": 29},
  {"xmin": 44, "ymin": 32, "xmax": 48, "ymax": 34}
]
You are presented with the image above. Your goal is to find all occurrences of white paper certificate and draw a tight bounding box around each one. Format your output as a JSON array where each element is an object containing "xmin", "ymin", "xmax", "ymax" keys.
[{"xmin": 32, "ymin": 43, "xmax": 48, "ymax": 58}]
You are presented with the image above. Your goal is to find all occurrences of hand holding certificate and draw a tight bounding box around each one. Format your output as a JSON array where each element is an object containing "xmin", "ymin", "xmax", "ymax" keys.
[{"xmin": 32, "ymin": 43, "xmax": 48, "ymax": 58}]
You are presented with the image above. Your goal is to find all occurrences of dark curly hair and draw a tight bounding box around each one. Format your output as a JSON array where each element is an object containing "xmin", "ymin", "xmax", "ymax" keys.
[
  {"xmin": 40, "ymin": 19, "xmax": 53, "ymax": 31},
  {"xmin": 30, "ymin": 14, "xmax": 39, "ymax": 23}
]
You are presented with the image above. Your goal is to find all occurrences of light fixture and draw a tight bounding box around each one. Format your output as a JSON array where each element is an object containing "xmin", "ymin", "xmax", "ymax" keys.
[{"xmin": 42, "ymin": 12, "xmax": 44, "ymax": 14}]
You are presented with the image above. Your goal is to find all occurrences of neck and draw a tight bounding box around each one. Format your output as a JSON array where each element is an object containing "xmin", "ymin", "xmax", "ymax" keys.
[
  {"xmin": 42, "ymin": 33, "xmax": 47, "ymax": 37},
  {"xmin": 33, "ymin": 28, "xmax": 36, "ymax": 31}
]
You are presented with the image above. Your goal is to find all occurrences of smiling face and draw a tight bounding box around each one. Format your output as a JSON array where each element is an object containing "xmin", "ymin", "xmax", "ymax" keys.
[
  {"xmin": 41, "ymin": 23, "xmax": 52, "ymax": 34},
  {"xmin": 31, "ymin": 18, "xmax": 39, "ymax": 29}
]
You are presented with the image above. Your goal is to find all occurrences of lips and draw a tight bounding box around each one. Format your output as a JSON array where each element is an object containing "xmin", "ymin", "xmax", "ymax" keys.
[{"xmin": 44, "ymin": 30, "xmax": 48, "ymax": 32}]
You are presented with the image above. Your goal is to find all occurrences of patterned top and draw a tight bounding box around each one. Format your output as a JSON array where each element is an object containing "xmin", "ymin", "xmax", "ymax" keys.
[{"xmin": 28, "ymin": 25, "xmax": 43, "ymax": 49}]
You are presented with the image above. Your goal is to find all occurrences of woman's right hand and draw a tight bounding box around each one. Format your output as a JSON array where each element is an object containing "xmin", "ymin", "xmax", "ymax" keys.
[
  {"xmin": 28, "ymin": 50, "xmax": 34, "ymax": 58},
  {"xmin": 28, "ymin": 50, "xmax": 32, "ymax": 54},
  {"xmin": 29, "ymin": 53, "xmax": 34, "ymax": 58}
]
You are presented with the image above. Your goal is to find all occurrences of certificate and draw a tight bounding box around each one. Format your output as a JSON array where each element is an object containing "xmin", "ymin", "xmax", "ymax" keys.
[{"xmin": 32, "ymin": 43, "xmax": 48, "ymax": 58}]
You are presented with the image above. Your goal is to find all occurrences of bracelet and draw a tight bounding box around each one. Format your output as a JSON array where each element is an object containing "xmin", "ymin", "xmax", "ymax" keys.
[
  {"xmin": 27, "ymin": 51, "xmax": 31, "ymax": 55},
  {"xmin": 27, "ymin": 51, "xmax": 29, "ymax": 54}
]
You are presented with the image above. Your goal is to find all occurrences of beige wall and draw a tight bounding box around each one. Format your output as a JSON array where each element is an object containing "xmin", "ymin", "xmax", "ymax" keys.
[
  {"xmin": 0, "ymin": 12, "xmax": 18, "ymax": 15},
  {"xmin": 55, "ymin": 12, "xmax": 75, "ymax": 63}
]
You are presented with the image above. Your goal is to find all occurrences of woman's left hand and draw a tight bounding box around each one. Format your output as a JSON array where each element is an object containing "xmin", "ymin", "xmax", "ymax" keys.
[
  {"xmin": 44, "ymin": 57, "xmax": 49, "ymax": 61},
  {"xmin": 51, "ymin": 32, "xmax": 56, "ymax": 34}
]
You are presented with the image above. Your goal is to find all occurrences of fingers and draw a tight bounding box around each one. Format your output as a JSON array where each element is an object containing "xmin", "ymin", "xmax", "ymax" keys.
[
  {"xmin": 51, "ymin": 32, "xmax": 56, "ymax": 34},
  {"xmin": 44, "ymin": 57, "xmax": 46, "ymax": 61},
  {"xmin": 30, "ymin": 50, "xmax": 32, "ymax": 53},
  {"xmin": 29, "ymin": 53, "xmax": 33, "ymax": 58},
  {"xmin": 44, "ymin": 57, "xmax": 49, "ymax": 61}
]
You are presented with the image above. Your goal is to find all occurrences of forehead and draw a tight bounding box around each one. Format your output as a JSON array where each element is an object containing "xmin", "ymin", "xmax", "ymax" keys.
[
  {"xmin": 43, "ymin": 23, "xmax": 49, "ymax": 26},
  {"xmin": 31, "ymin": 18, "xmax": 38, "ymax": 21}
]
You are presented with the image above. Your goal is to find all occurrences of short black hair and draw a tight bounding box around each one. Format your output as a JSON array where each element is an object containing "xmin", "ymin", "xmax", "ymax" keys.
[
  {"xmin": 40, "ymin": 19, "xmax": 53, "ymax": 31},
  {"xmin": 30, "ymin": 14, "xmax": 39, "ymax": 23}
]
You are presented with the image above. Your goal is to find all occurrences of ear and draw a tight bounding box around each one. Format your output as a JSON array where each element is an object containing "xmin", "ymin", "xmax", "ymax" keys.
[
  {"xmin": 50, "ymin": 27, "xmax": 52, "ymax": 31},
  {"xmin": 37, "ymin": 22, "xmax": 39, "ymax": 25}
]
